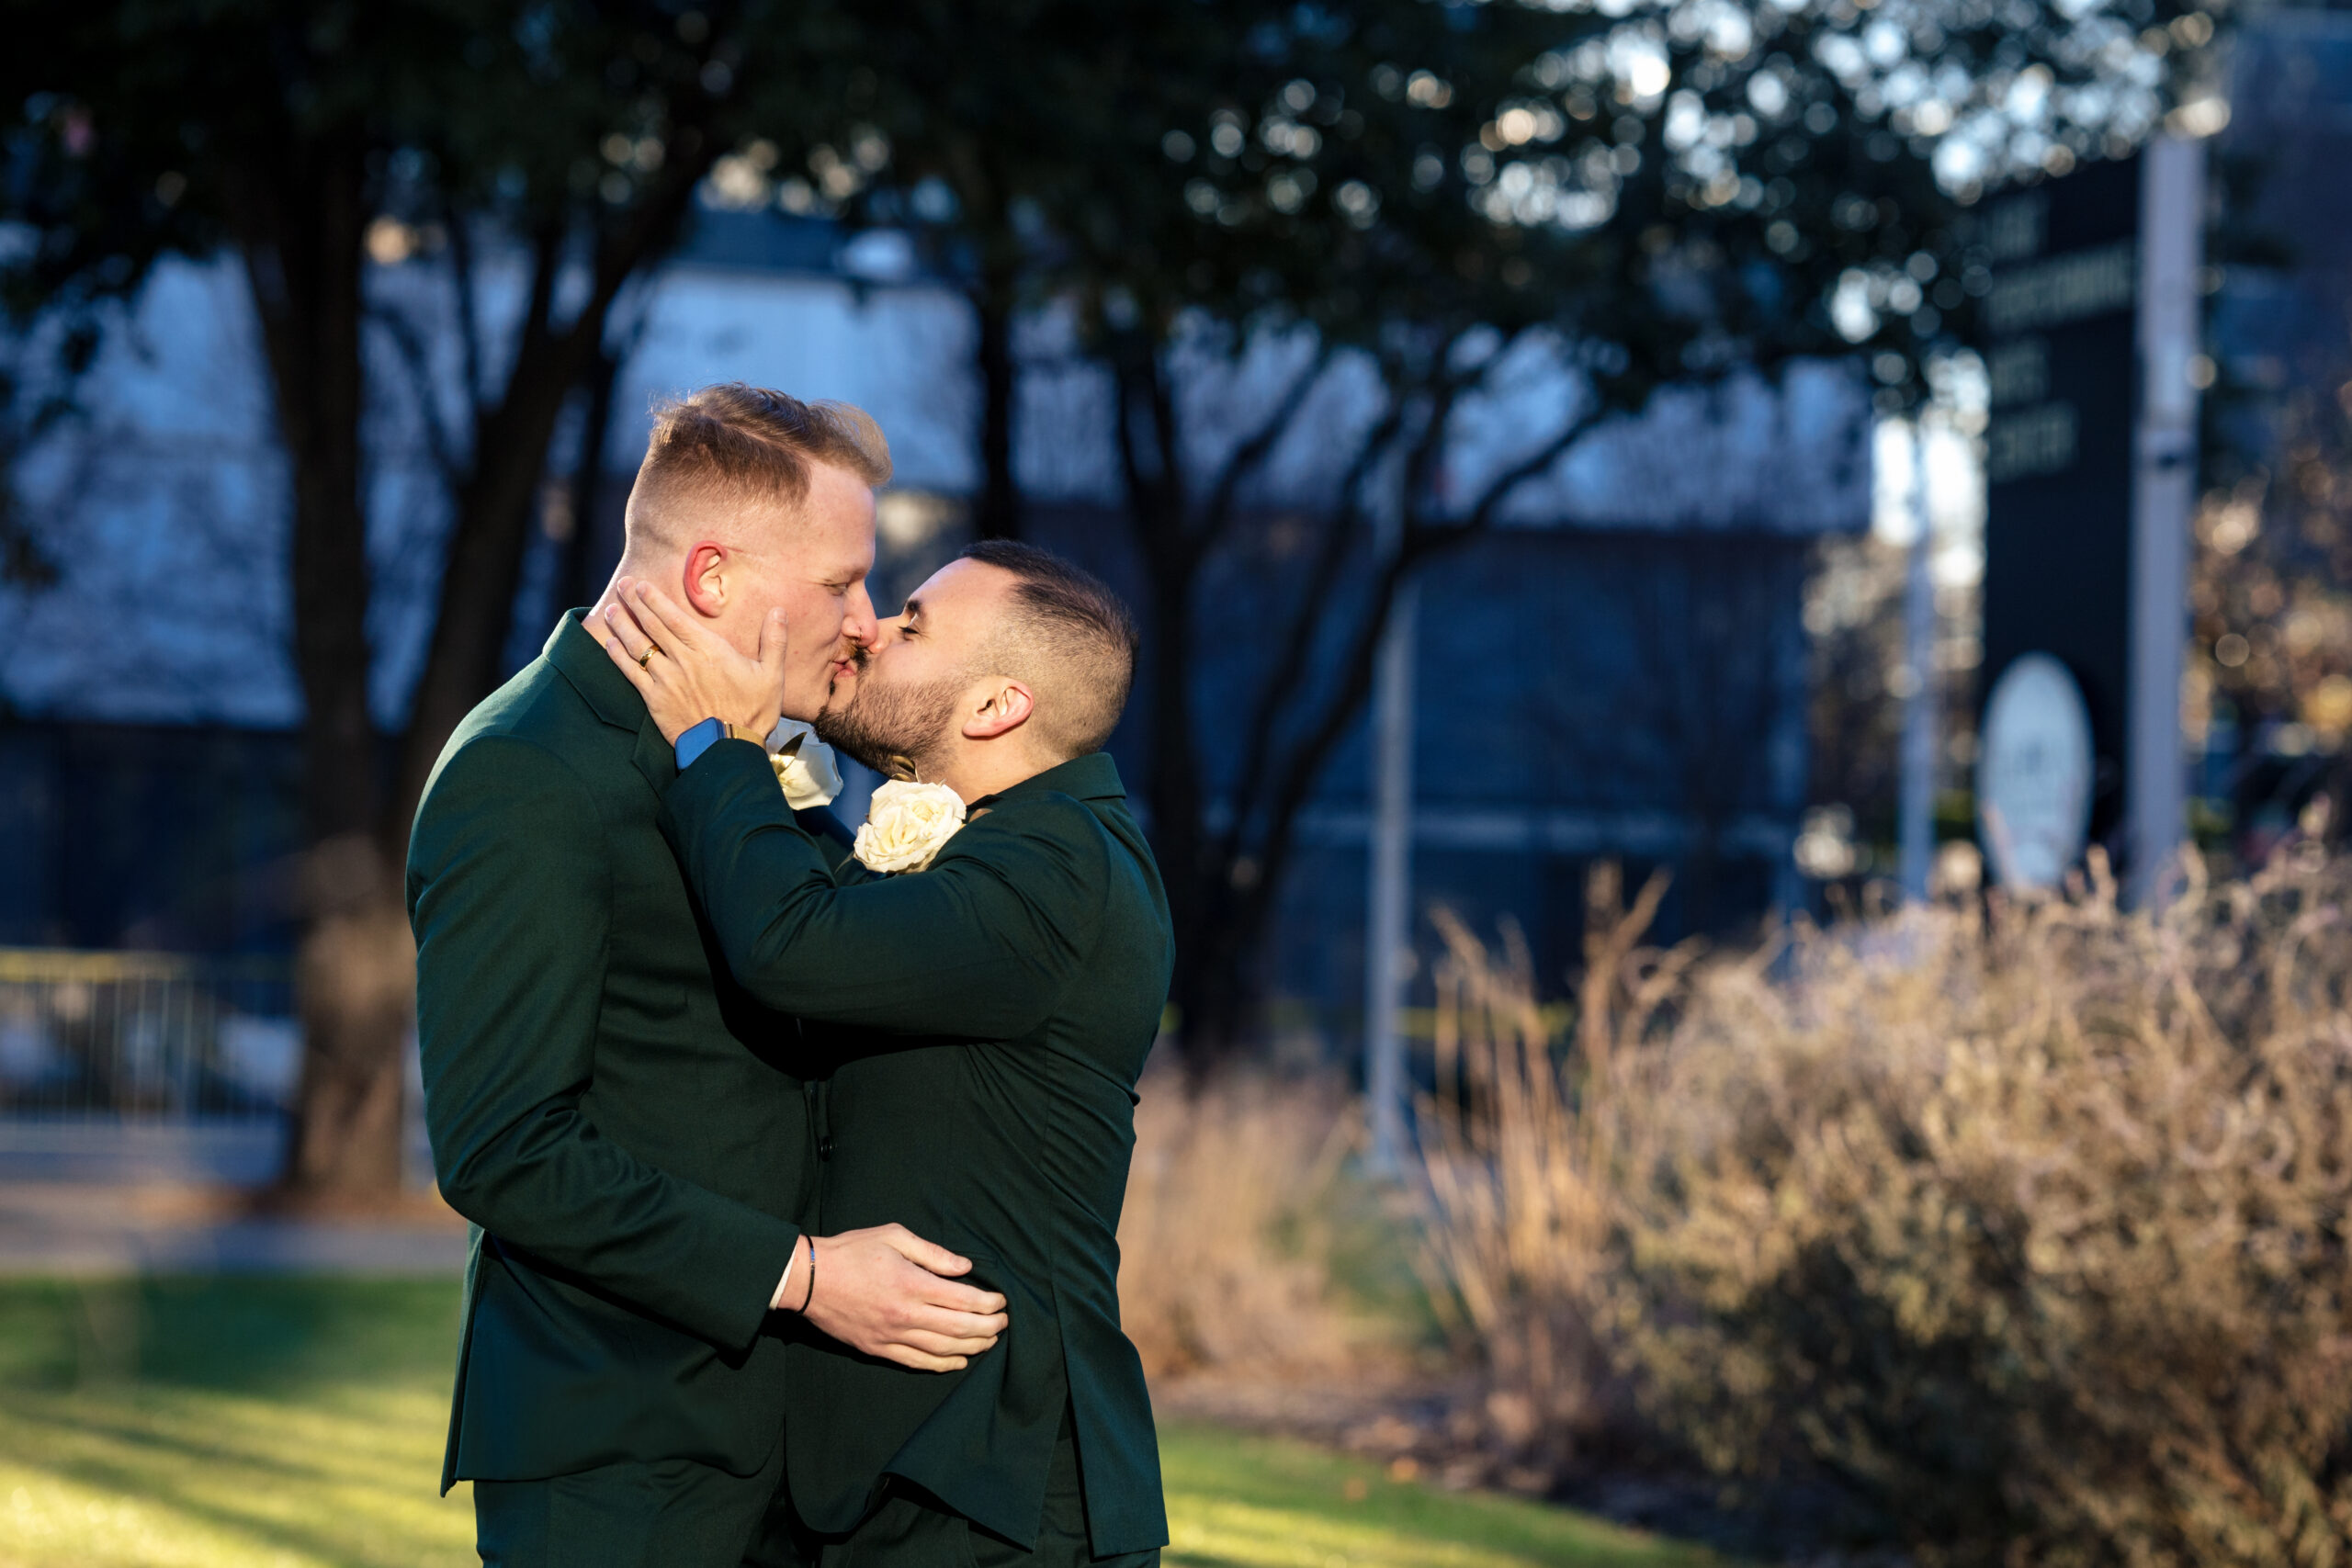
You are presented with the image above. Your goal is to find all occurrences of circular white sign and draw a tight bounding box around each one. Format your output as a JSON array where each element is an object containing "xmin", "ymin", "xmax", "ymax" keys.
[{"xmin": 1976, "ymin": 653, "xmax": 2094, "ymax": 889}]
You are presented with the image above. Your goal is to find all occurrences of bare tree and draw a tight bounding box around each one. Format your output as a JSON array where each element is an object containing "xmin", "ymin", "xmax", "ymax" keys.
[
  {"xmin": 3, "ymin": 0, "xmax": 856, "ymax": 1199},
  {"xmin": 1099, "ymin": 324, "xmax": 1613, "ymax": 1053},
  {"xmin": 828, "ymin": 0, "xmax": 2204, "ymax": 1060}
]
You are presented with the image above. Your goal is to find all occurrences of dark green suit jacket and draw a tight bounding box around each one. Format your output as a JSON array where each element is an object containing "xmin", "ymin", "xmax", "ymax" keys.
[
  {"xmin": 661, "ymin": 743, "xmax": 1175, "ymax": 1557},
  {"xmin": 408, "ymin": 614, "xmax": 815, "ymax": 1492}
]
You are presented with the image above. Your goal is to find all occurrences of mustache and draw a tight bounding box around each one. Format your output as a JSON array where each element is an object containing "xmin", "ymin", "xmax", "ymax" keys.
[{"xmin": 820, "ymin": 643, "xmax": 870, "ymax": 716}]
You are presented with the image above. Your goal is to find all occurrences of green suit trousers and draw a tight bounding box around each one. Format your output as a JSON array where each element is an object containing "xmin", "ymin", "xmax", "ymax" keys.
[
  {"xmin": 762, "ymin": 1410, "xmax": 1156, "ymax": 1568},
  {"xmin": 473, "ymin": 1435, "xmax": 808, "ymax": 1568}
]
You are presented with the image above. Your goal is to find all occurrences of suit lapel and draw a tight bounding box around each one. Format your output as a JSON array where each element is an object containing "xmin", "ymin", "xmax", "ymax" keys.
[
  {"xmin": 545, "ymin": 610, "xmax": 645, "ymax": 731},
  {"xmin": 540, "ymin": 611, "xmax": 681, "ymax": 795},
  {"xmin": 630, "ymin": 716, "xmax": 680, "ymax": 795}
]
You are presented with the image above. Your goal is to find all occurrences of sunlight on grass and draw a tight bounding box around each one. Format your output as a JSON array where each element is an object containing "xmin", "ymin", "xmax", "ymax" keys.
[
  {"xmin": 0, "ymin": 1280, "xmax": 1711, "ymax": 1568},
  {"xmin": 0, "ymin": 1279, "xmax": 476, "ymax": 1568},
  {"xmin": 1159, "ymin": 1422, "xmax": 1713, "ymax": 1568}
]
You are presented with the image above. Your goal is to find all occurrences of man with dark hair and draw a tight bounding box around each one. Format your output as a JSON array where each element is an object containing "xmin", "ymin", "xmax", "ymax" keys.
[
  {"xmin": 953, "ymin": 538, "xmax": 1140, "ymax": 759},
  {"xmin": 808, "ymin": 541, "xmax": 1138, "ymax": 784},
  {"xmin": 599, "ymin": 539, "xmax": 1171, "ymax": 1568}
]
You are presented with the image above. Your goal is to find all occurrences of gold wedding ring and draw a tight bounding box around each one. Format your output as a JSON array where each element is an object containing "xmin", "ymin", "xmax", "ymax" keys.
[{"xmin": 637, "ymin": 643, "xmax": 662, "ymax": 669}]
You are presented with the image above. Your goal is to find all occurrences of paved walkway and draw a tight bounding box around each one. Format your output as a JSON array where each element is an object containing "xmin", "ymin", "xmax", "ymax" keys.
[{"xmin": 0, "ymin": 1183, "xmax": 469, "ymax": 1277}]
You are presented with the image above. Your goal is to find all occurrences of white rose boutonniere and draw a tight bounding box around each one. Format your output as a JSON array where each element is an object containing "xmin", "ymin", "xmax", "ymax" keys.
[
  {"xmin": 854, "ymin": 780, "xmax": 967, "ymax": 874},
  {"xmin": 764, "ymin": 718, "xmax": 843, "ymax": 810}
]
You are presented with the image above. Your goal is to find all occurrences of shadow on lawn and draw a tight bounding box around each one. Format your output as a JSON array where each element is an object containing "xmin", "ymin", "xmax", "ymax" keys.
[
  {"xmin": 0, "ymin": 1280, "xmax": 1715, "ymax": 1568},
  {"xmin": 4, "ymin": 1398, "xmax": 457, "ymax": 1568},
  {"xmin": 0, "ymin": 1278, "xmax": 473, "ymax": 1568},
  {"xmin": 0, "ymin": 1276, "xmax": 461, "ymax": 1391}
]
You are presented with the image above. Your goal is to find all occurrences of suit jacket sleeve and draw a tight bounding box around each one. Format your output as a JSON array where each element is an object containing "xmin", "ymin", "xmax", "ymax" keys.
[
  {"xmin": 410, "ymin": 733, "xmax": 799, "ymax": 1352},
  {"xmin": 660, "ymin": 741, "xmax": 1096, "ymax": 1040}
]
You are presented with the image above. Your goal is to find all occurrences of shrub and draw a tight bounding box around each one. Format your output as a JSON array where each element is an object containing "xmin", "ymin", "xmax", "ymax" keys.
[{"xmin": 1419, "ymin": 851, "xmax": 2352, "ymax": 1566}]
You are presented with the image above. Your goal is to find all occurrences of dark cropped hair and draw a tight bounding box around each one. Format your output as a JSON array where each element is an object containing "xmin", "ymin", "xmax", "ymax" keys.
[{"xmin": 958, "ymin": 538, "xmax": 1139, "ymax": 758}]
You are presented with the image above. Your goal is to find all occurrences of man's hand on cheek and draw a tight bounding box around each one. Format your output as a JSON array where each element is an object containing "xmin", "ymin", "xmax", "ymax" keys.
[
  {"xmin": 797, "ymin": 1224, "xmax": 1010, "ymax": 1372},
  {"xmin": 599, "ymin": 580, "xmax": 790, "ymax": 743}
]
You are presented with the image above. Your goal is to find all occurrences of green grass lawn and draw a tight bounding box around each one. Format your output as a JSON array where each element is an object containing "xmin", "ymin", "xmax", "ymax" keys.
[{"xmin": 0, "ymin": 1278, "xmax": 1711, "ymax": 1568}]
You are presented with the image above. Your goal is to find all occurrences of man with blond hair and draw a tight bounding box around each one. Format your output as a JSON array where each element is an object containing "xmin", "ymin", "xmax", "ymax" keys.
[{"xmin": 409, "ymin": 384, "xmax": 1008, "ymax": 1567}]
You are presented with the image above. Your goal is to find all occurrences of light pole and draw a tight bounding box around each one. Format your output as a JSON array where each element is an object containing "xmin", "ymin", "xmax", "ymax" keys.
[
  {"xmin": 1899, "ymin": 419, "xmax": 1939, "ymax": 902},
  {"xmin": 1363, "ymin": 573, "xmax": 1418, "ymax": 1177},
  {"xmin": 2126, "ymin": 134, "xmax": 2204, "ymax": 908}
]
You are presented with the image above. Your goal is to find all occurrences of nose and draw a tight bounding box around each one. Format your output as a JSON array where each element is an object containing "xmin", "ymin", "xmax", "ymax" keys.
[{"xmin": 842, "ymin": 583, "xmax": 880, "ymax": 650}]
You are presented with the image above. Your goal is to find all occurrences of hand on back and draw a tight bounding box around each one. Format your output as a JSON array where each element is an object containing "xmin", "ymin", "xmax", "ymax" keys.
[{"xmin": 797, "ymin": 1224, "xmax": 1009, "ymax": 1372}]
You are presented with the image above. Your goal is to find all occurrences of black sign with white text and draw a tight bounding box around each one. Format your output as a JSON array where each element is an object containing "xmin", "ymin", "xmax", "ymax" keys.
[{"xmin": 1978, "ymin": 154, "xmax": 2140, "ymax": 847}]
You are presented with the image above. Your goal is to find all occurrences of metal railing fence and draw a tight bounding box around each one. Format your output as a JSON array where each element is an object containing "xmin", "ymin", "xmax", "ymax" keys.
[{"xmin": 0, "ymin": 949, "xmax": 299, "ymax": 1121}]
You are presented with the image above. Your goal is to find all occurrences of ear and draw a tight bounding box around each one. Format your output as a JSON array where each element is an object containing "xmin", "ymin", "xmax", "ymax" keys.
[
  {"xmin": 681, "ymin": 543, "xmax": 728, "ymax": 618},
  {"xmin": 963, "ymin": 679, "xmax": 1035, "ymax": 741}
]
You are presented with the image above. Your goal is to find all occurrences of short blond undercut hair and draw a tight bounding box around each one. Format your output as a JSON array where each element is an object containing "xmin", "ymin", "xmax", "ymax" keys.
[{"xmin": 623, "ymin": 383, "xmax": 891, "ymax": 554}]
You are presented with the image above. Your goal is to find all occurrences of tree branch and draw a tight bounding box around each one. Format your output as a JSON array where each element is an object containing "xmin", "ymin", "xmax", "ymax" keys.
[
  {"xmin": 1216, "ymin": 386, "xmax": 1410, "ymax": 863},
  {"xmin": 1140, "ymin": 337, "xmax": 1183, "ymax": 528},
  {"xmin": 1109, "ymin": 347, "xmax": 1157, "ymax": 538},
  {"xmin": 1190, "ymin": 336, "xmax": 1333, "ymax": 560},
  {"xmin": 392, "ymin": 141, "xmax": 723, "ymax": 835},
  {"xmin": 571, "ymin": 129, "xmax": 722, "ymax": 355},
  {"xmin": 444, "ymin": 208, "xmax": 487, "ymax": 417},
  {"xmin": 1219, "ymin": 344, "xmax": 1470, "ymax": 866},
  {"xmin": 435, "ymin": 208, "xmax": 484, "ymax": 421},
  {"xmin": 1433, "ymin": 390, "xmax": 1604, "ymax": 539},
  {"xmin": 366, "ymin": 302, "xmax": 466, "ymax": 489},
  {"xmin": 1235, "ymin": 392, "xmax": 1610, "ymax": 939},
  {"xmin": 514, "ymin": 216, "xmax": 565, "ymax": 369}
]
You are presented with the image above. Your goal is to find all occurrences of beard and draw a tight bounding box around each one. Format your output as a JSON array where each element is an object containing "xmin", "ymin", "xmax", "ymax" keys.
[{"xmin": 814, "ymin": 660, "xmax": 967, "ymax": 782}]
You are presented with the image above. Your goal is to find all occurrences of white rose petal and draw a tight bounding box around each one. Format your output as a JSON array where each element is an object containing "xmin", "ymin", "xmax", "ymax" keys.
[
  {"xmin": 765, "ymin": 718, "xmax": 842, "ymax": 810},
  {"xmin": 854, "ymin": 780, "xmax": 967, "ymax": 874}
]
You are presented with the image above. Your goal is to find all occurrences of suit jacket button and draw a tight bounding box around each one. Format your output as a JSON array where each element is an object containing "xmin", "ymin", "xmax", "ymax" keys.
[{"xmin": 818, "ymin": 1138, "xmax": 835, "ymax": 1159}]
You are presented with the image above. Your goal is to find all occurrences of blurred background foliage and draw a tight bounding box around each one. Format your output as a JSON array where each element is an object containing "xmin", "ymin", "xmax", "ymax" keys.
[
  {"xmin": 0, "ymin": 0, "xmax": 2218, "ymax": 1179},
  {"xmin": 2185, "ymin": 100, "xmax": 2352, "ymax": 858}
]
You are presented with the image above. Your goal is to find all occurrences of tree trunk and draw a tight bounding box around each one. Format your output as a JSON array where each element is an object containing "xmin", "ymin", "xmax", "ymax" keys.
[
  {"xmin": 1166, "ymin": 544, "xmax": 1429, "ymax": 1070},
  {"xmin": 1170, "ymin": 884, "xmax": 1257, "ymax": 1072},
  {"xmin": 971, "ymin": 270, "xmax": 1021, "ymax": 541},
  {"xmin": 397, "ymin": 156, "xmax": 715, "ymax": 830},
  {"xmin": 557, "ymin": 344, "xmax": 629, "ymax": 615},
  {"xmin": 1145, "ymin": 564, "xmax": 1229, "ymax": 1065},
  {"xmin": 398, "ymin": 344, "xmax": 588, "ymax": 804},
  {"xmin": 198, "ymin": 53, "xmax": 725, "ymax": 1204},
  {"xmin": 287, "ymin": 838, "xmax": 415, "ymax": 1200},
  {"xmin": 233, "ymin": 132, "xmax": 417, "ymax": 1204}
]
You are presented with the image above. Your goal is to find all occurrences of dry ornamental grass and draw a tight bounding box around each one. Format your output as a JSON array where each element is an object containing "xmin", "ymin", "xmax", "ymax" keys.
[
  {"xmin": 1116, "ymin": 1065, "xmax": 1374, "ymax": 1380},
  {"xmin": 1415, "ymin": 848, "xmax": 2352, "ymax": 1567}
]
